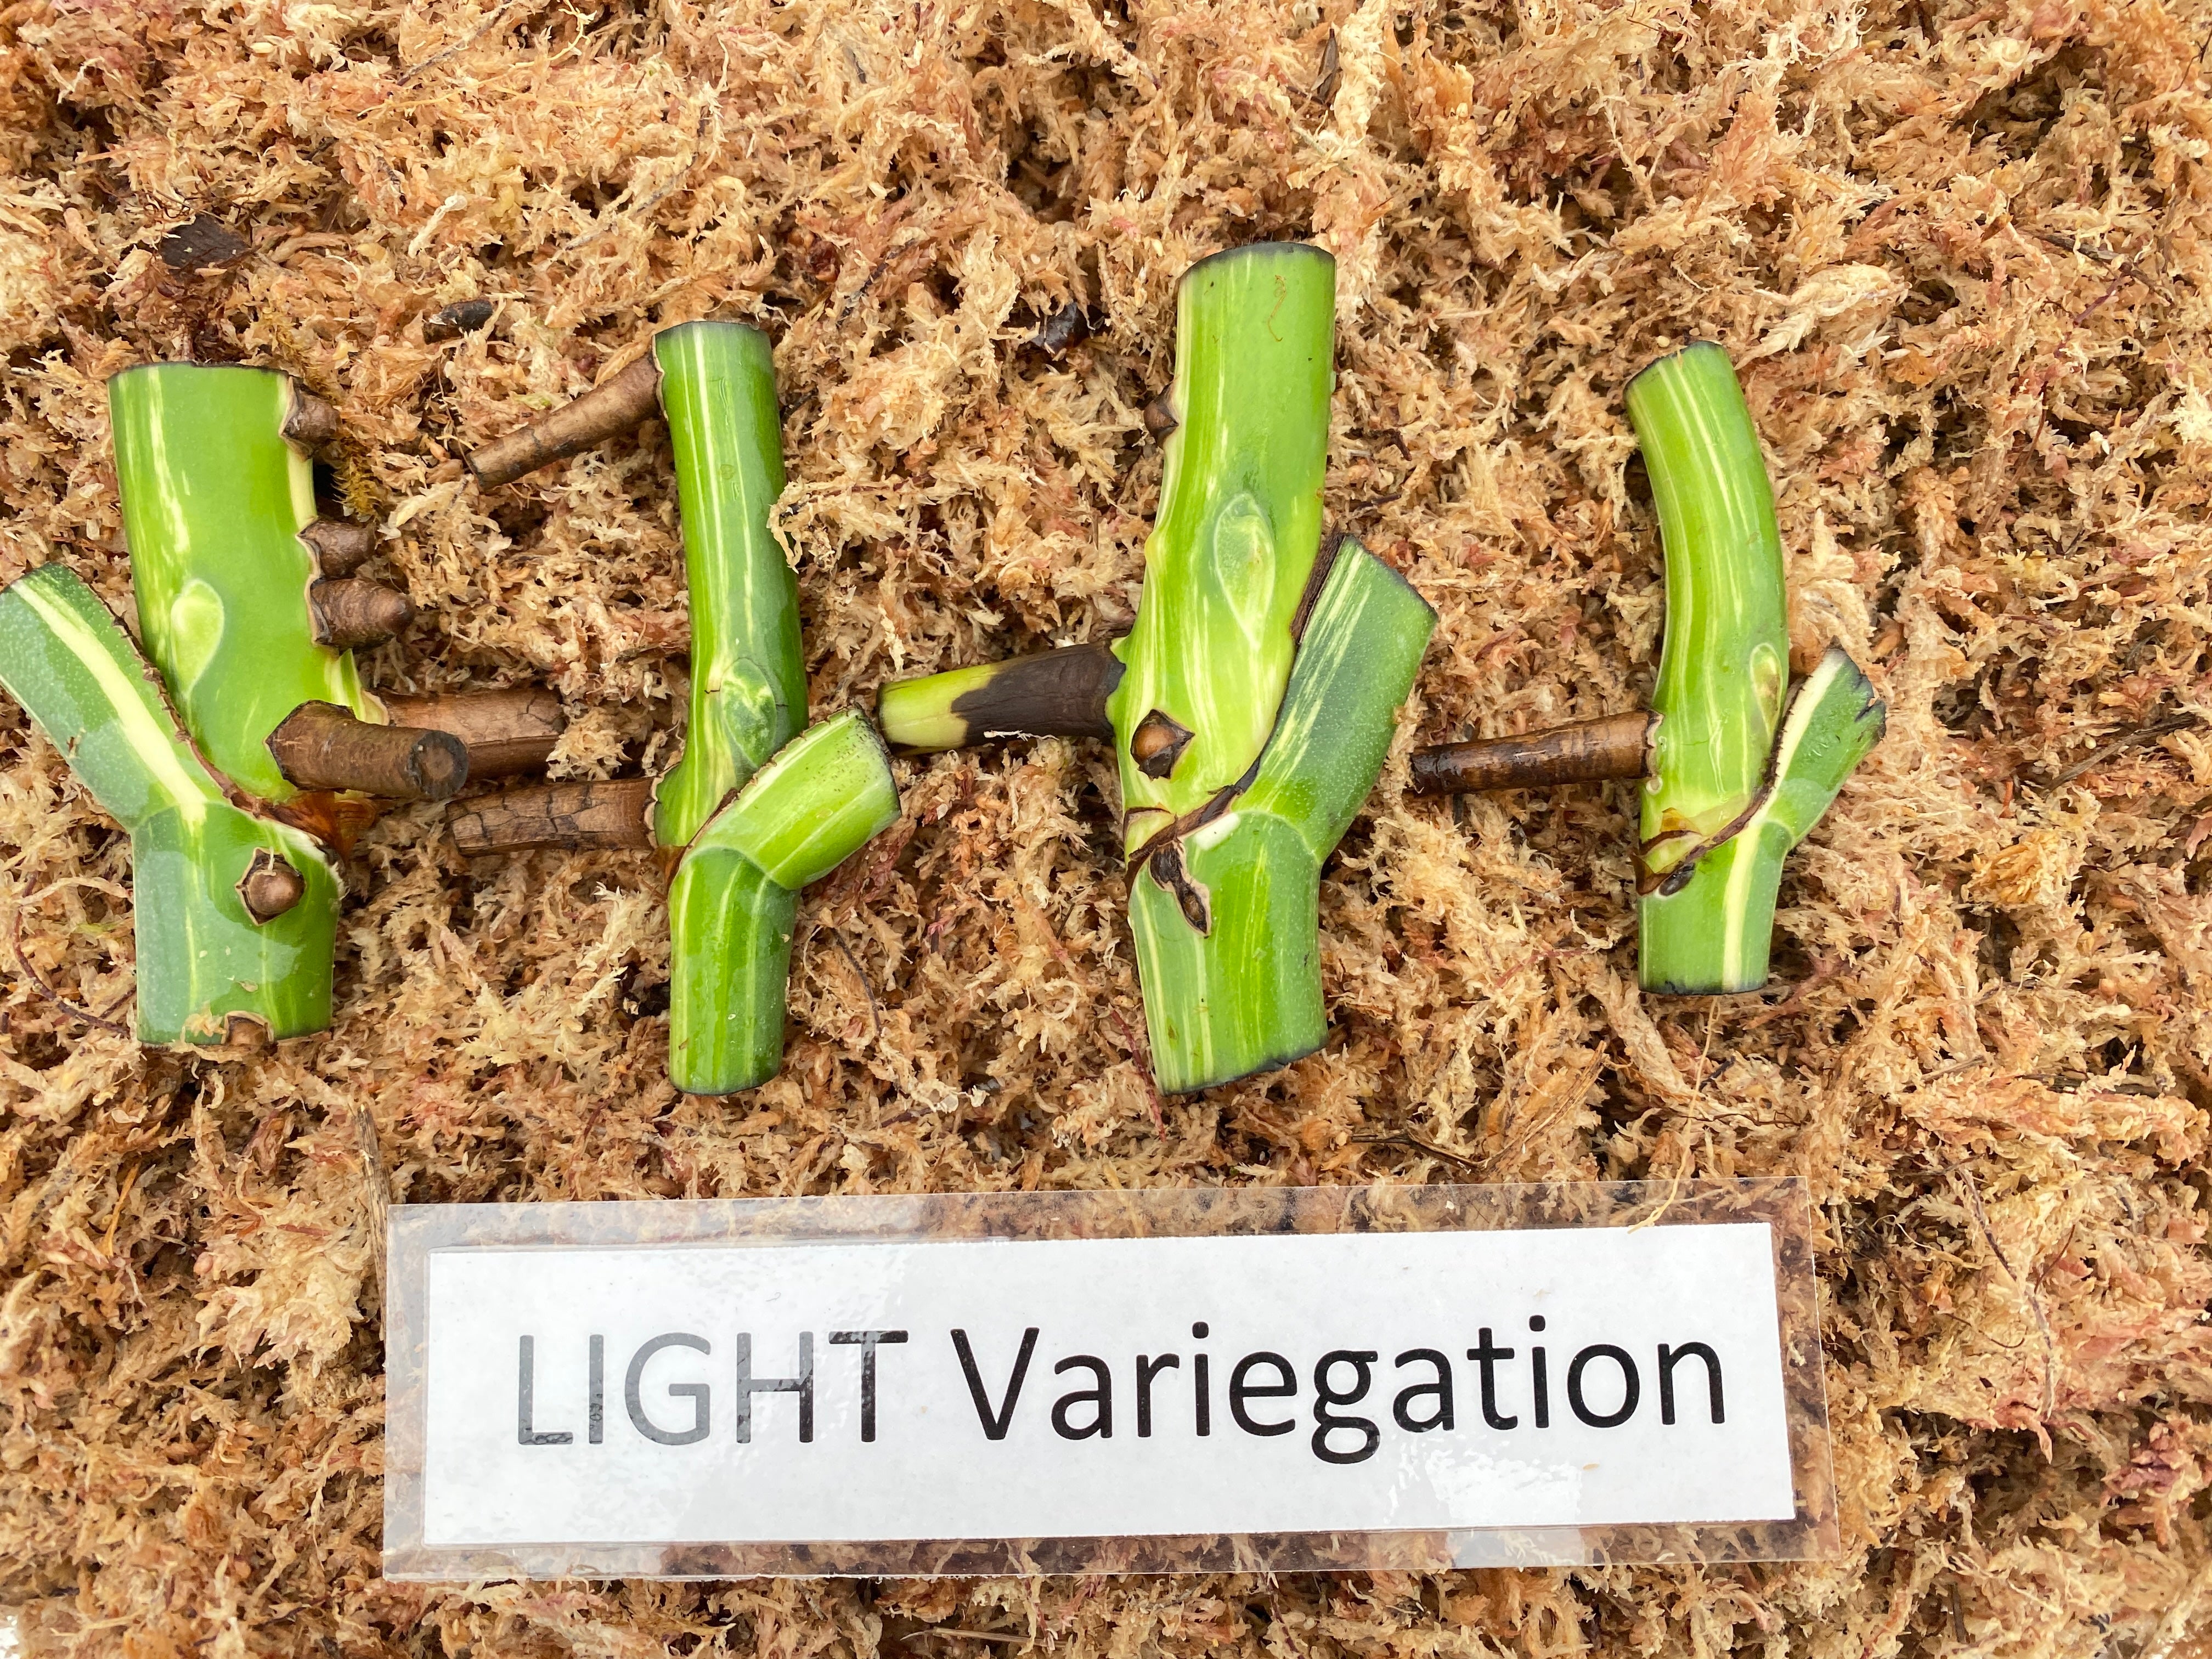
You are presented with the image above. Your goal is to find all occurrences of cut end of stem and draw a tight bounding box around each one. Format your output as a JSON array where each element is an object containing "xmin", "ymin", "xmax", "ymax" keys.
[
  {"xmin": 267, "ymin": 701, "xmax": 470, "ymax": 801},
  {"xmin": 1410, "ymin": 710, "xmax": 1655, "ymax": 795},
  {"xmin": 466, "ymin": 355, "xmax": 664, "ymax": 488}
]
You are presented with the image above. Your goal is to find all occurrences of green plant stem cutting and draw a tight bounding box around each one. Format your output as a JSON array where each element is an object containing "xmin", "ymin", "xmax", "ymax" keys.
[
  {"xmin": 458, "ymin": 323, "xmax": 901, "ymax": 1094},
  {"xmin": 109, "ymin": 365, "xmax": 442, "ymax": 803},
  {"xmin": 1407, "ymin": 341, "xmax": 1883, "ymax": 994},
  {"xmin": 0, "ymin": 565, "xmax": 340, "ymax": 1042},
  {"xmin": 879, "ymin": 244, "xmax": 1437, "ymax": 1093}
]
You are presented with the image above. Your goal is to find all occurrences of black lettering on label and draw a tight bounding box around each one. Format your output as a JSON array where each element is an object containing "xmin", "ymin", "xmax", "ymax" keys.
[
  {"xmin": 1311, "ymin": 1350, "xmax": 1380, "ymax": 1464},
  {"xmin": 1229, "ymin": 1351, "xmax": 1296, "ymax": 1437},
  {"xmin": 1658, "ymin": 1342, "xmax": 1725, "ymax": 1424},
  {"xmin": 1135, "ymin": 1353, "xmax": 1180, "ymax": 1437},
  {"xmin": 735, "ymin": 1333, "xmax": 815, "ymax": 1443},
  {"xmin": 830, "ymin": 1330, "xmax": 909, "ymax": 1443},
  {"xmin": 588, "ymin": 1334, "xmax": 605, "ymax": 1445},
  {"xmin": 1468, "ymin": 1329, "xmax": 1519, "ymax": 1430},
  {"xmin": 1530, "ymin": 1324, "xmax": 1550, "ymax": 1429},
  {"xmin": 951, "ymin": 1328, "xmax": 1039, "ymax": 1441},
  {"xmin": 625, "ymin": 1333, "xmax": 711, "ymax": 1446},
  {"xmin": 1051, "ymin": 1355, "xmax": 1114, "ymax": 1440},
  {"xmin": 516, "ymin": 1335, "xmax": 574, "ymax": 1446},
  {"xmin": 1567, "ymin": 1344, "xmax": 1640, "ymax": 1427},
  {"xmin": 1193, "ymin": 1350, "xmax": 1211, "ymax": 1437},
  {"xmin": 1391, "ymin": 1348, "xmax": 1454, "ymax": 1433}
]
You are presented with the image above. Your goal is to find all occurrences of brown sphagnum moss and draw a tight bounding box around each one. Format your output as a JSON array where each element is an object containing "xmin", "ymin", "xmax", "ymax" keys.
[{"xmin": 2, "ymin": 0, "xmax": 2211, "ymax": 1653}]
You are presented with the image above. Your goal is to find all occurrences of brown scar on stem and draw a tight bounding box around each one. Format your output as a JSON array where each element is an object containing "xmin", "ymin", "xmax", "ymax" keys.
[
  {"xmin": 466, "ymin": 354, "xmax": 664, "ymax": 488},
  {"xmin": 1130, "ymin": 709, "xmax": 1193, "ymax": 778},
  {"xmin": 236, "ymin": 848, "xmax": 306, "ymax": 923}
]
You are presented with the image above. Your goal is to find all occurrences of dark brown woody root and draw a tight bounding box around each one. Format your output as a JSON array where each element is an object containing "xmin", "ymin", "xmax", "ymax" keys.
[
  {"xmin": 298, "ymin": 517, "xmax": 377, "ymax": 577},
  {"xmin": 1409, "ymin": 710, "xmax": 1656, "ymax": 795},
  {"xmin": 447, "ymin": 778, "xmax": 654, "ymax": 856},
  {"xmin": 466, "ymin": 355, "xmax": 664, "ymax": 488},
  {"xmin": 380, "ymin": 688, "xmax": 566, "ymax": 779},
  {"xmin": 267, "ymin": 701, "xmax": 470, "ymax": 801}
]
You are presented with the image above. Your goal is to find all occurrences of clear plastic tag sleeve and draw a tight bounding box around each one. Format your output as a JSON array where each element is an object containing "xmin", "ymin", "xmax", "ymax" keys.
[{"xmin": 382, "ymin": 1178, "xmax": 1838, "ymax": 1579}]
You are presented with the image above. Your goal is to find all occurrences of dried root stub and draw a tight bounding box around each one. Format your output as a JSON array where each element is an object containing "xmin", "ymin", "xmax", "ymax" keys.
[
  {"xmin": 382, "ymin": 687, "xmax": 565, "ymax": 779},
  {"xmin": 448, "ymin": 778, "xmax": 653, "ymax": 856},
  {"xmin": 1409, "ymin": 711, "xmax": 1655, "ymax": 795},
  {"xmin": 267, "ymin": 702, "xmax": 469, "ymax": 802},
  {"xmin": 879, "ymin": 244, "xmax": 1437, "ymax": 1094},
  {"xmin": 465, "ymin": 354, "xmax": 663, "ymax": 488},
  {"xmin": 458, "ymin": 321, "xmax": 901, "ymax": 1096},
  {"xmin": 1408, "ymin": 343, "xmax": 1885, "ymax": 995}
]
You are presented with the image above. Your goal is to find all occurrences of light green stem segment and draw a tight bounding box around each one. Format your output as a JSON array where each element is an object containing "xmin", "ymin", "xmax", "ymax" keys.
[
  {"xmin": 1640, "ymin": 647, "xmax": 1884, "ymax": 992},
  {"xmin": 110, "ymin": 365, "xmax": 374, "ymax": 802},
  {"xmin": 668, "ymin": 710, "xmax": 899, "ymax": 1094},
  {"xmin": 0, "ymin": 566, "xmax": 339, "ymax": 1043},
  {"xmin": 1626, "ymin": 342, "xmax": 1790, "ymax": 879},
  {"xmin": 1129, "ymin": 539, "xmax": 1435, "ymax": 1093},
  {"xmin": 649, "ymin": 322, "xmax": 806, "ymax": 850},
  {"xmin": 1104, "ymin": 242, "xmax": 1336, "ymax": 854}
]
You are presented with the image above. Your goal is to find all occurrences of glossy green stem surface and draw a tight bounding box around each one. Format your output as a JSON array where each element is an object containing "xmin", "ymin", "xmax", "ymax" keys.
[
  {"xmin": 1627, "ymin": 342, "xmax": 1790, "ymax": 877},
  {"xmin": 650, "ymin": 322, "xmax": 805, "ymax": 849},
  {"xmin": 1640, "ymin": 646, "xmax": 1884, "ymax": 992},
  {"xmin": 1628, "ymin": 344, "xmax": 1882, "ymax": 992},
  {"xmin": 110, "ymin": 365, "xmax": 375, "ymax": 802},
  {"xmin": 668, "ymin": 710, "xmax": 899, "ymax": 1094},
  {"xmin": 1103, "ymin": 243, "xmax": 1337, "ymax": 856},
  {"xmin": 0, "ymin": 566, "xmax": 339, "ymax": 1042},
  {"xmin": 1128, "ymin": 539, "xmax": 1434, "ymax": 1092}
]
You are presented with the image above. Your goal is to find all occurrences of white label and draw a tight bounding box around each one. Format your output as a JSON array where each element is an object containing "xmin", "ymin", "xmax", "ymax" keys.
[{"xmin": 418, "ymin": 1224, "xmax": 1795, "ymax": 1546}]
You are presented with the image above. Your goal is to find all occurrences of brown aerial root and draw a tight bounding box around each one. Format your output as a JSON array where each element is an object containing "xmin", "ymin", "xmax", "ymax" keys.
[
  {"xmin": 282, "ymin": 391, "xmax": 341, "ymax": 452},
  {"xmin": 447, "ymin": 778, "xmax": 654, "ymax": 856},
  {"xmin": 380, "ymin": 688, "xmax": 566, "ymax": 779},
  {"xmin": 1408, "ymin": 710, "xmax": 1656, "ymax": 795},
  {"xmin": 266, "ymin": 702, "xmax": 470, "ymax": 801},
  {"xmin": 236, "ymin": 848, "xmax": 306, "ymax": 923},
  {"xmin": 465, "ymin": 355, "xmax": 663, "ymax": 488},
  {"xmin": 309, "ymin": 579, "xmax": 414, "ymax": 650},
  {"xmin": 298, "ymin": 517, "xmax": 376, "ymax": 577}
]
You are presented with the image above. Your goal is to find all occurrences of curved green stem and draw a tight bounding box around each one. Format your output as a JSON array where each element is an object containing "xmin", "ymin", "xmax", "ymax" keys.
[
  {"xmin": 0, "ymin": 566, "xmax": 338, "ymax": 1042},
  {"xmin": 110, "ymin": 365, "xmax": 379, "ymax": 802},
  {"xmin": 1628, "ymin": 345, "xmax": 1881, "ymax": 992},
  {"xmin": 649, "ymin": 323, "xmax": 805, "ymax": 849},
  {"xmin": 668, "ymin": 711, "xmax": 899, "ymax": 1094}
]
